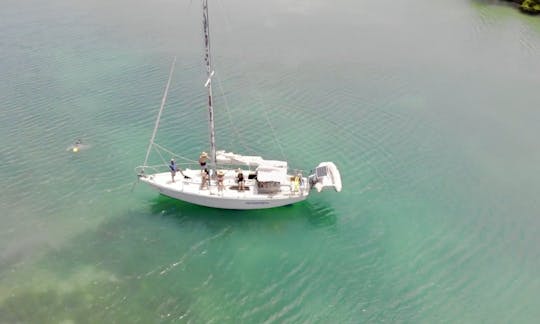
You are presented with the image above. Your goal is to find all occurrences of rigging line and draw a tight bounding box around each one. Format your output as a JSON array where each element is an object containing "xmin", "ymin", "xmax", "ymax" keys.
[
  {"xmin": 245, "ymin": 86, "xmax": 287, "ymax": 160},
  {"xmin": 153, "ymin": 143, "xmax": 198, "ymax": 163},
  {"xmin": 216, "ymin": 0, "xmax": 233, "ymax": 33},
  {"xmin": 206, "ymin": 1, "xmax": 254, "ymax": 155},
  {"xmin": 213, "ymin": 72, "xmax": 233, "ymax": 149},
  {"xmin": 261, "ymin": 102, "xmax": 286, "ymax": 160},
  {"xmin": 153, "ymin": 145, "xmax": 168, "ymax": 166},
  {"xmin": 209, "ymin": 1, "xmax": 280, "ymax": 158},
  {"xmin": 143, "ymin": 56, "xmax": 177, "ymax": 167},
  {"xmin": 214, "ymin": 71, "xmax": 256, "ymax": 155},
  {"xmin": 212, "ymin": 37, "xmax": 286, "ymax": 159}
]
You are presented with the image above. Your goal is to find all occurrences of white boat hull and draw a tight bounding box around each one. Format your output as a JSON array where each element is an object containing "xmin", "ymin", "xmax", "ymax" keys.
[{"xmin": 139, "ymin": 169, "xmax": 309, "ymax": 210}]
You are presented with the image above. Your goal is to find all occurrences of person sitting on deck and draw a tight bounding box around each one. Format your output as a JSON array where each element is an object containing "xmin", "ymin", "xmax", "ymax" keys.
[{"xmin": 236, "ymin": 168, "xmax": 245, "ymax": 191}]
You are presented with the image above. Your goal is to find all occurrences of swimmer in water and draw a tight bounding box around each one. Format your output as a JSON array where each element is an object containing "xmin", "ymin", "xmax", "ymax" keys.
[{"xmin": 73, "ymin": 139, "xmax": 81, "ymax": 152}]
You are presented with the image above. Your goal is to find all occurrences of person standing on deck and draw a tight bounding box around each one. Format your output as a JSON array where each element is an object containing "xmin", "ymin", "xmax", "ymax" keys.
[
  {"xmin": 199, "ymin": 152, "xmax": 208, "ymax": 170},
  {"xmin": 169, "ymin": 159, "xmax": 178, "ymax": 182},
  {"xmin": 201, "ymin": 168, "xmax": 210, "ymax": 189},
  {"xmin": 217, "ymin": 170, "xmax": 225, "ymax": 193},
  {"xmin": 169, "ymin": 159, "xmax": 188, "ymax": 182}
]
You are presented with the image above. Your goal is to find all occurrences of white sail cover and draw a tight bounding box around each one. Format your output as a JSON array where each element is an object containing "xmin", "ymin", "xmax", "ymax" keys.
[
  {"xmin": 216, "ymin": 150, "xmax": 287, "ymax": 169},
  {"xmin": 256, "ymin": 166, "xmax": 287, "ymax": 182}
]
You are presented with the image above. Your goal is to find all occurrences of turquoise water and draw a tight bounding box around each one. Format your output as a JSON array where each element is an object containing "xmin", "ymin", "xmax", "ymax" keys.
[{"xmin": 2, "ymin": 0, "xmax": 540, "ymax": 322}]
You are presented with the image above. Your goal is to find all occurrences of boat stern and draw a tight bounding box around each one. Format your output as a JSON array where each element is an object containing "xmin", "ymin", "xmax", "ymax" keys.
[{"xmin": 309, "ymin": 162, "xmax": 342, "ymax": 193}]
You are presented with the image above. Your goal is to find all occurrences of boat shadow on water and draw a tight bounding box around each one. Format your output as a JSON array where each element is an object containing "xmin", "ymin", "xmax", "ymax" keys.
[{"xmin": 147, "ymin": 194, "xmax": 338, "ymax": 230}]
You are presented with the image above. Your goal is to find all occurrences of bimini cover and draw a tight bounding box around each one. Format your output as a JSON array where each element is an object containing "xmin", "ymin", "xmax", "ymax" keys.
[
  {"xmin": 256, "ymin": 166, "xmax": 287, "ymax": 183},
  {"xmin": 216, "ymin": 150, "xmax": 287, "ymax": 169}
]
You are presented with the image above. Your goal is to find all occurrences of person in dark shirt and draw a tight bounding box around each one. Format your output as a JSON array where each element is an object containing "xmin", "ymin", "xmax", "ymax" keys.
[{"xmin": 236, "ymin": 168, "xmax": 245, "ymax": 191}]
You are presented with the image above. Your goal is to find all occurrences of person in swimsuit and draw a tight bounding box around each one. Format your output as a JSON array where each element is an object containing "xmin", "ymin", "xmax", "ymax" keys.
[
  {"xmin": 200, "ymin": 168, "xmax": 210, "ymax": 189},
  {"xmin": 217, "ymin": 170, "xmax": 225, "ymax": 193},
  {"xmin": 199, "ymin": 152, "xmax": 208, "ymax": 170}
]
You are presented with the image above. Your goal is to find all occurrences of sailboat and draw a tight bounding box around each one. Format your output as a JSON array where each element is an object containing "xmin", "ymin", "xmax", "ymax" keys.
[{"xmin": 136, "ymin": 0, "xmax": 342, "ymax": 210}]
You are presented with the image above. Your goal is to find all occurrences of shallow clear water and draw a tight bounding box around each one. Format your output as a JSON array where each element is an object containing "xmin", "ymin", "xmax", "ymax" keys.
[{"xmin": 1, "ymin": 0, "xmax": 540, "ymax": 322}]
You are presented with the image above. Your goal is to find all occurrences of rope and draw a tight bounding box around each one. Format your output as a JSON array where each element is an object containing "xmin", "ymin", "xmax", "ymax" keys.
[
  {"xmin": 261, "ymin": 103, "xmax": 286, "ymax": 160},
  {"xmin": 205, "ymin": 3, "xmax": 281, "ymax": 158},
  {"xmin": 143, "ymin": 57, "xmax": 177, "ymax": 167},
  {"xmin": 153, "ymin": 143, "xmax": 198, "ymax": 163},
  {"xmin": 217, "ymin": 0, "xmax": 233, "ymax": 33},
  {"xmin": 214, "ymin": 72, "xmax": 256, "ymax": 155},
  {"xmin": 153, "ymin": 144, "xmax": 168, "ymax": 166}
]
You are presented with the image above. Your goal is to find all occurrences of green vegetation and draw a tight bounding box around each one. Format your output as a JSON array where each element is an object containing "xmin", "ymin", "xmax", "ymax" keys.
[
  {"xmin": 520, "ymin": 0, "xmax": 540, "ymax": 13},
  {"xmin": 502, "ymin": 0, "xmax": 540, "ymax": 14}
]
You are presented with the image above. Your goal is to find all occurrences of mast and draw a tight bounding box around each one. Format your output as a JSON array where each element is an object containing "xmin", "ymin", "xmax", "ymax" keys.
[{"xmin": 202, "ymin": 0, "xmax": 217, "ymax": 168}]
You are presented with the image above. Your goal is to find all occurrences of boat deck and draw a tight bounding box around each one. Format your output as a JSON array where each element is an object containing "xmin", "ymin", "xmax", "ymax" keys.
[{"xmin": 139, "ymin": 168, "xmax": 309, "ymax": 209}]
